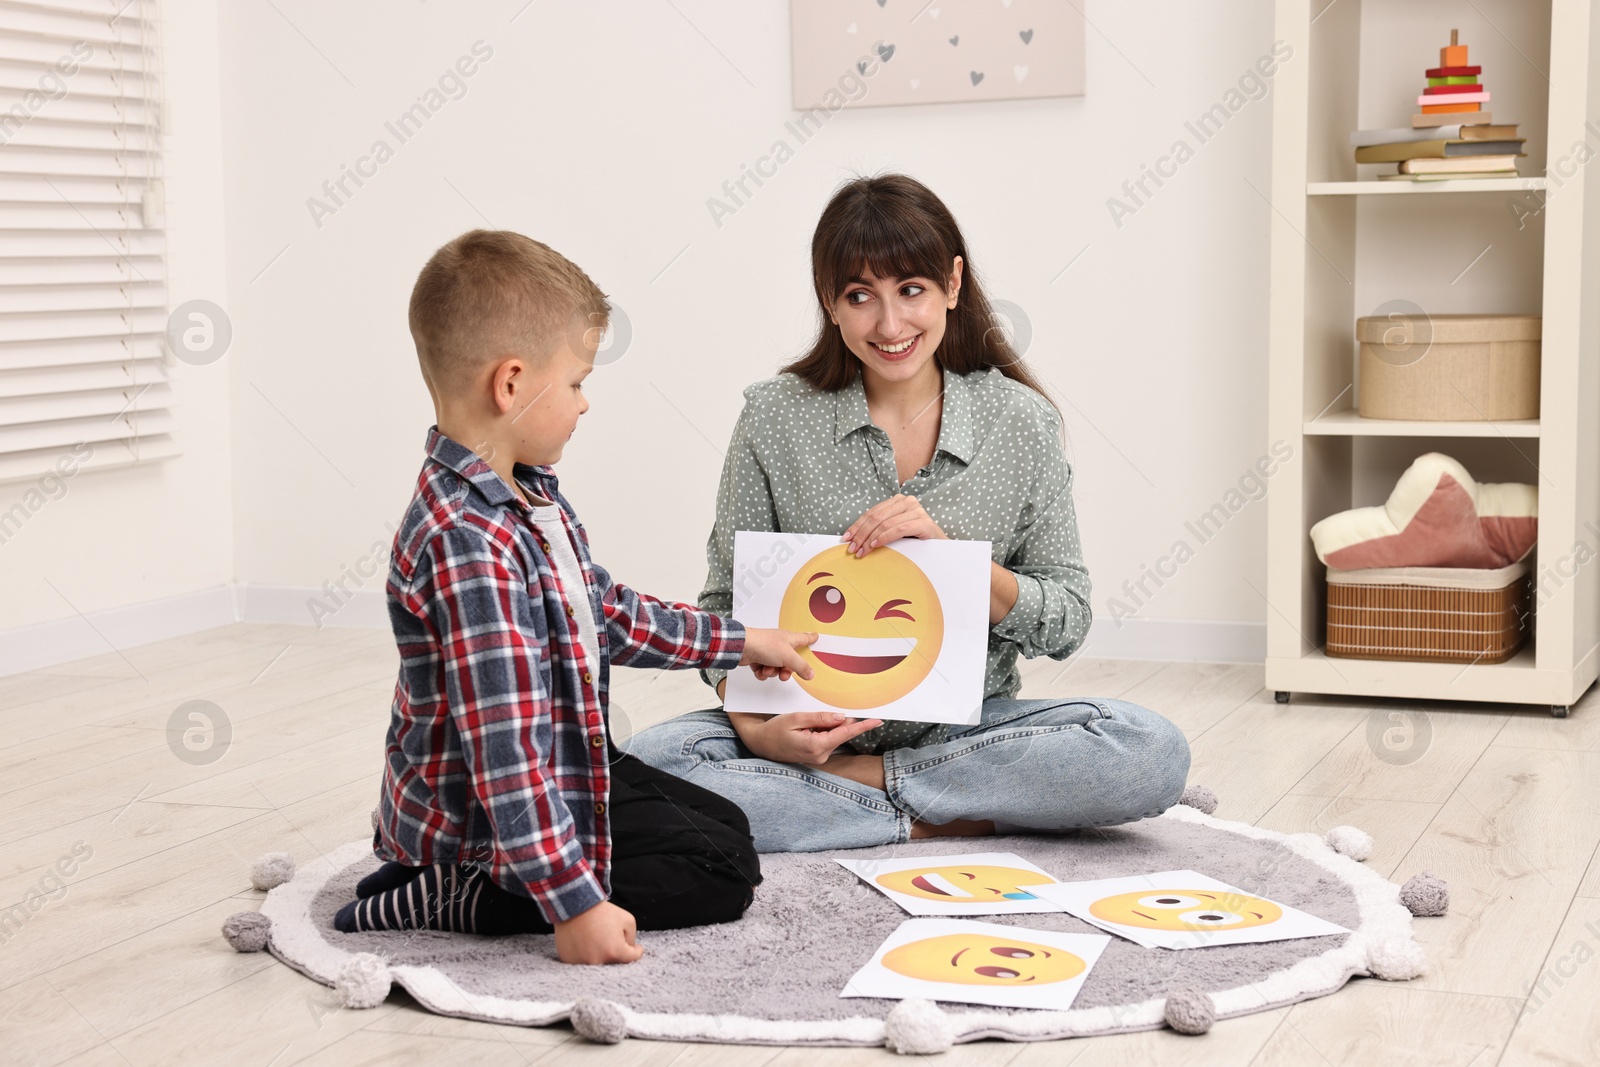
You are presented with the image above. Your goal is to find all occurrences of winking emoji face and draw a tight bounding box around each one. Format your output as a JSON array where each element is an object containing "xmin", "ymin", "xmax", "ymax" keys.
[
  {"xmin": 1089, "ymin": 889, "xmax": 1284, "ymax": 931},
  {"xmin": 882, "ymin": 932, "xmax": 1086, "ymax": 986},
  {"xmin": 777, "ymin": 543, "xmax": 943, "ymax": 710},
  {"xmin": 875, "ymin": 865, "xmax": 1055, "ymax": 904}
]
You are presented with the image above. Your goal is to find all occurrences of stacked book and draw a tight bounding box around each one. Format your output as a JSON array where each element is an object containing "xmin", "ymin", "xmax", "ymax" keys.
[{"xmin": 1348, "ymin": 29, "xmax": 1525, "ymax": 181}]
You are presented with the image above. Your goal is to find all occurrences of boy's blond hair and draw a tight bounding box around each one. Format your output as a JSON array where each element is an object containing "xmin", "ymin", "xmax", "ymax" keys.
[{"xmin": 408, "ymin": 230, "xmax": 608, "ymax": 391}]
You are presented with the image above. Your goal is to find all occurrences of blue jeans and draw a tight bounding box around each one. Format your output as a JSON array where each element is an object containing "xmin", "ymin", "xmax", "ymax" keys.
[{"xmin": 623, "ymin": 697, "xmax": 1192, "ymax": 853}]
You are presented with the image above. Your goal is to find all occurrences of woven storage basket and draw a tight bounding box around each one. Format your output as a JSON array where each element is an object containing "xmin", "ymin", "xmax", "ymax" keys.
[{"xmin": 1325, "ymin": 559, "xmax": 1533, "ymax": 663}]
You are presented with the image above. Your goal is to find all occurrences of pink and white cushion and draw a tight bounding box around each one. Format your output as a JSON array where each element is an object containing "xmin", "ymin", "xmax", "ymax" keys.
[{"xmin": 1309, "ymin": 453, "xmax": 1537, "ymax": 570}]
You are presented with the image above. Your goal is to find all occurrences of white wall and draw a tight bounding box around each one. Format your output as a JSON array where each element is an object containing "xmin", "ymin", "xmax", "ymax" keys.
[
  {"xmin": 210, "ymin": 0, "xmax": 1280, "ymax": 649},
  {"xmin": 0, "ymin": 0, "xmax": 234, "ymax": 638},
  {"xmin": 1, "ymin": 2, "xmax": 1287, "ymax": 663}
]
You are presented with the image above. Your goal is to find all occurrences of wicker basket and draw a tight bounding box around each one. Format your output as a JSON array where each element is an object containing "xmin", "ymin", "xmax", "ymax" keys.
[{"xmin": 1325, "ymin": 559, "xmax": 1533, "ymax": 663}]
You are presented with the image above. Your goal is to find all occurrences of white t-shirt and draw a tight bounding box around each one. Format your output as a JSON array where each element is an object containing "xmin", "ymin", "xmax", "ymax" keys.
[{"xmin": 523, "ymin": 490, "xmax": 601, "ymax": 682}]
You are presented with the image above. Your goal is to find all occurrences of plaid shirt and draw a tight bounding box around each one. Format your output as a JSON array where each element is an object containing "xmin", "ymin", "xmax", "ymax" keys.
[{"xmin": 374, "ymin": 427, "xmax": 747, "ymax": 923}]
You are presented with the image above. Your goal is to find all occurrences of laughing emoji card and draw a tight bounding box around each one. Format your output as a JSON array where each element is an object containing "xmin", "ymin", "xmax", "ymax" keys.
[
  {"xmin": 840, "ymin": 918, "xmax": 1111, "ymax": 1010},
  {"xmin": 836, "ymin": 852, "xmax": 1067, "ymax": 916},
  {"xmin": 724, "ymin": 532, "xmax": 990, "ymax": 724},
  {"xmin": 1029, "ymin": 869, "xmax": 1352, "ymax": 950}
]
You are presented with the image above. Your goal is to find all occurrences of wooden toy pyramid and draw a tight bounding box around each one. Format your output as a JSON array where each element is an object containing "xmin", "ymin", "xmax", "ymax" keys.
[{"xmin": 1415, "ymin": 29, "xmax": 1490, "ymax": 127}]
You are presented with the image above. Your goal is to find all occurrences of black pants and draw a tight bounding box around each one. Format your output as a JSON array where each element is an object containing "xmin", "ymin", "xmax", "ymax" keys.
[{"xmin": 483, "ymin": 752, "xmax": 762, "ymax": 932}]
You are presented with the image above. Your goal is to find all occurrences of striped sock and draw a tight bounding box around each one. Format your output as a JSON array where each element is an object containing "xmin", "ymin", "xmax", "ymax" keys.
[
  {"xmin": 334, "ymin": 863, "xmax": 485, "ymax": 934},
  {"xmin": 355, "ymin": 861, "xmax": 426, "ymax": 899},
  {"xmin": 332, "ymin": 863, "xmax": 550, "ymax": 936}
]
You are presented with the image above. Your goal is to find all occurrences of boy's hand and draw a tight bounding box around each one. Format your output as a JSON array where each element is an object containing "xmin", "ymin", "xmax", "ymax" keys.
[
  {"xmin": 739, "ymin": 628, "xmax": 819, "ymax": 684},
  {"xmin": 554, "ymin": 901, "xmax": 644, "ymax": 965},
  {"xmin": 728, "ymin": 710, "xmax": 884, "ymax": 765}
]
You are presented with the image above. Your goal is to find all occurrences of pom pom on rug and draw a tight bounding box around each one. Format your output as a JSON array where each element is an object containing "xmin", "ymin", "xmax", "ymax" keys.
[
  {"xmin": 570, "ymin": 998, "xmax": 628, "ymax": 1044},
  {"xmin": 1163, "ymin": 988, "xmax": 1216, "ymax": 1034},
  {"xmin": 249, "ymin": 851, "xmax": 295, "ymax": 891},
  {"xmin": 885, "ymin": 998, "xmax": 955, "ymax": 1055},
  {"xmin": 1178, "ymin": 785, "xmax": 1218, "ymax": 815},
  {"xmin": 1324, "ymin": 825, "xmax": 1373, "ymax": 861},
  {"xmin": 370, "ymin": 807, "xmax": 380, "ymax": 832},
  {"xmin": 335, "ymin": 953, "xmax": 392, "ymax": 1008},
  {"xmin": 1367, "ymin": 936, "xmax": 1427, "ymax": 980},
  {"xmin": 1400, "ymin": 871, "xmax": 1450, "ymax": 916},
  {"xmin": 221, "ymin": 911, "xmax": 271, "ymax": 952}
]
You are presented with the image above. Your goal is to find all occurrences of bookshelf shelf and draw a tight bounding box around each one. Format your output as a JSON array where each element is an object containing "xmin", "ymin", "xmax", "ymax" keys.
[
  {"xmin": 1304, "ymin": 410, "xmax": 1540, "ymax": 437},
  {"xmin": 1307, "ymin": 177, "xmax": 1548, "ymax": 195},
  {"xmin": 1264, "ymin": 0, "xmax": 1600, "ymax": 711},
  {"xmin": 1265, "ymin": 645, "xmax": 1570, "ymax": 705}
]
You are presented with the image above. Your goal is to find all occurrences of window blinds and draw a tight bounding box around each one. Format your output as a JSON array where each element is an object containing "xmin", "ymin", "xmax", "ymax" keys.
[{"xmin": 0, "ymin": 0, "xmax": 176, "ymax": 486}]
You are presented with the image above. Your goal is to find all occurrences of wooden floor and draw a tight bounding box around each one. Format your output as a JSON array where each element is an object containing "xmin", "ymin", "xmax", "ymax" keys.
[{"xmin": 5, "ymin": 622, "xmax": 1599, "ymax": 1066}]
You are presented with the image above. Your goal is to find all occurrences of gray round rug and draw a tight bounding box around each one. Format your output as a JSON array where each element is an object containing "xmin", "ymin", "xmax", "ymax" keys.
[{"xmin": 260, "ymin": 805, "xmax": 1422, "ymax": 1048}]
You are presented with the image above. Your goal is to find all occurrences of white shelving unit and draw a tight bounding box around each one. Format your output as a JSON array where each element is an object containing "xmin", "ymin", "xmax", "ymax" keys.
[
  {"xmin": 1308, "ymin": 176, "xmax": 1548, "ymax": 195},
  {"xmin": 1264, "ymin": 0, "xmax": 1600, "ymax": 712}
]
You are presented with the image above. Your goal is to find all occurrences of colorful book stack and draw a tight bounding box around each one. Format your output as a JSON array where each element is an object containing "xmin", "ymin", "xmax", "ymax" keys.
[{"xmin": 1348, "ymin": 28, "xmax": 1525, "ymax": 182}]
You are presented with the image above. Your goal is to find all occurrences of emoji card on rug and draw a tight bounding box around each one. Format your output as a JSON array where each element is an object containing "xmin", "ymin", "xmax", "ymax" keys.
[
  {"xmin": 840, "ymin": 918, "xmax": 1111, "ymax": 1010},
  {"xmin": 837, "ymin": 853, "xmax": 1067, "ymax": 916},
  {"xmin": 1030, "ymin": 869, "xmax": 1351, "ymax": 950},
  {"xmin": 724, "ymin": 531, "xmax": 990, "ymax": 724}
]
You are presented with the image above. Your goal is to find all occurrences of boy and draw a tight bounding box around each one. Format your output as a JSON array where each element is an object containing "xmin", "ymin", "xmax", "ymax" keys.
[{"xmin": 334, "ymin": 230, "xmax": 817, "ymax": 965}]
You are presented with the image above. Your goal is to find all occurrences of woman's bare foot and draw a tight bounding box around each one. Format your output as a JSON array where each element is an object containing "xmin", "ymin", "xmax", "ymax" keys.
[
  {"xmin": 910, "ymin": 818, "xmax": 996, "ymax": 840},
  {"xmin": 809, "ymin": 752, "xmax": 886, "ymax": 791}
]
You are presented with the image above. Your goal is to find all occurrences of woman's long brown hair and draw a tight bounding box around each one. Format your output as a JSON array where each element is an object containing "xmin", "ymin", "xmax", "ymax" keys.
[{"xmin": 780, "ymin": 173, "xmax": 1058, "ymax": 414}]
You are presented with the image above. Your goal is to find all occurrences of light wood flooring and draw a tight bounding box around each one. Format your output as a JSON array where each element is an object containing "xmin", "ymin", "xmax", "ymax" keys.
[{"xmin": 4, "ymin": 622, "xmax": 1599, "ymax": 1065}]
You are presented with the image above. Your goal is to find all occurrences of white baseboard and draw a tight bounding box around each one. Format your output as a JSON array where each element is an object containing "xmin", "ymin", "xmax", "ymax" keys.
[
  {"xmin": 235, "ymin": 584, "xmax": 390, "ymax": 630},
  {"xmin": 0, "ymin": 584, "xmax": 1267, "ymax": 677},
  {"xmin": 1081, "ymin": 616, "xmax": 1266, "ymax": 664},
  {"xmin": 0, "ymin": 585, "xmax": 238, "ymax": 677}
]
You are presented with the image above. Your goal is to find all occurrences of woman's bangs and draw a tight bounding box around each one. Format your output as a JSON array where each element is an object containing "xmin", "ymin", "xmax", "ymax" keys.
[{"xmin": 820, "ymin": 206, "xmax": 951, "ymax": 301}]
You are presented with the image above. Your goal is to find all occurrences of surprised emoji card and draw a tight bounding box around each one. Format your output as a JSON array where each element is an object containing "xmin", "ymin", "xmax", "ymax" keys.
[
  {"xmin": 724, "ymin": 531, "xmax": 990, "ymax": 724},
  {"xmin": 1030, "ymin": 869, "xmax": 1352, "ymax": 949}
]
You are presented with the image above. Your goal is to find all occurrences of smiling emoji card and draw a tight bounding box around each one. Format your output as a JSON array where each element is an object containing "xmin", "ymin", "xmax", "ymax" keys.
[
  {"xmin": 725, "ymin": 531, "xmax": 990, "ymax": 724},
  {"xmin": 837, "ymin": 852, "xmax": 1067, "ymax": 916},
  {"xmin": 840, "ymin": 918, "xmax": 1111, "ymax": 1010},
  {"xmin": 1030, "ymin": 869, "xmax": 1351, "ymax": 950}
]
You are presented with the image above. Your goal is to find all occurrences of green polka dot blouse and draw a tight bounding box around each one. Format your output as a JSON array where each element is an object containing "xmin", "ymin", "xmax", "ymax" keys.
[{"xmin": 699, "ymin": 364, "xmax": 1094, "ymax": 753}]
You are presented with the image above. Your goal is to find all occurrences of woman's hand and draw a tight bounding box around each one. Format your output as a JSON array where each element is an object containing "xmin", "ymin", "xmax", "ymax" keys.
[
  {"xmin": 739, "ymin": 628, "xmax": 818, "ymax": 683},
  {"xmin": 840, "ymin": 497, "xmax": 1018, "ymax": 623},
  {"xmin": 727, "ymin": 711, "xmax": 885, "ymax": 765},
  {"xmin": 842, "ymin": 494, "xmax": 948, "ymax": 557}
]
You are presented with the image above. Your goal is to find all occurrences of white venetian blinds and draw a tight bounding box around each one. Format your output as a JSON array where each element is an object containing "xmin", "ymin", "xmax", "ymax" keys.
[{"xmin": 0, "ymin": 0, "xmax": 176, "ymax": 485}]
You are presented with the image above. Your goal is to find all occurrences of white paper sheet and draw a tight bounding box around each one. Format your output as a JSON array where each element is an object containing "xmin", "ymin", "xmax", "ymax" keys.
[
  {"xmin": 835, "ymin": 852, "xmax": 1067, "ymax": 916},
  {"xmin": 840, "ymin": 918, "xmax": 1111, "ymax": 1010},
  {"xmin": 724, "ymin": 531, "xmax": 990, "ymax": 725},
  {"xmin": 1029, "ymin": 869, "xmax": 1352, "ymax": 950}
]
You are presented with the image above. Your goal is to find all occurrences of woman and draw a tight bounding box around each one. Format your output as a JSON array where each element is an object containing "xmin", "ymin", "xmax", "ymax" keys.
[{"xmin": 627, "ymin": 174, "xmax": 1190, "ymax": 853}]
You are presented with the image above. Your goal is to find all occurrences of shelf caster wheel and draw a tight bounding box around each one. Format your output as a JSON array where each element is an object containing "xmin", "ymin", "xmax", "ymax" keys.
[
  {"xmin": 1274, "ymin": 691, "xmax": 1291, "ymax": 704},
  {"xmin": 1552, "ymin": 704, "xmax": 1570, "ymax": 719}
]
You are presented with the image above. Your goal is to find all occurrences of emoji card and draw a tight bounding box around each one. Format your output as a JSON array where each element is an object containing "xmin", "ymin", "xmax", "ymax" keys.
[
  {"xmin": 724, "ymin": 531, "xmax": 990, "ymax": 724},
  {"xmin": 1030, "ymin": 869, "xmax": 1351, "ymax": 950},
  {"xmin": 840, "ymin": 918, "xmax": 1110, "ymax": 1010},
  {"xmin": 837, "ymin": 852, "xmax": 1067, "ymax": 916}
]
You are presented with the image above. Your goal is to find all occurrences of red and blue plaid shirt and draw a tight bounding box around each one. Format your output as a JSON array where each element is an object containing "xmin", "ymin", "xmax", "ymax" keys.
[{"xmin": 373, "ymin": 427, "xmax": 746, "ymax": 923}]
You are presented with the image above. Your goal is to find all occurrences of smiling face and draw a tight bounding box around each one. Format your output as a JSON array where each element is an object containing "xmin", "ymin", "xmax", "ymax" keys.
[
  {"xmin": 875, "ymin": 865, "xmax": 1055, "ymax": 904},
  {"xmin": 776, "ymin": 543, "xmax": 943, "ymax": 710},
  {"xmin": 828, "ymin": 261, "xmax": 962, "ymax": 387},
  {"xmin": 1089, "ymin": 889, "xmax": 1284, "ymax": 932},
  {"xmin": 882, "ymin": 933, "xmax": 1086, "ymax": 987}
]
